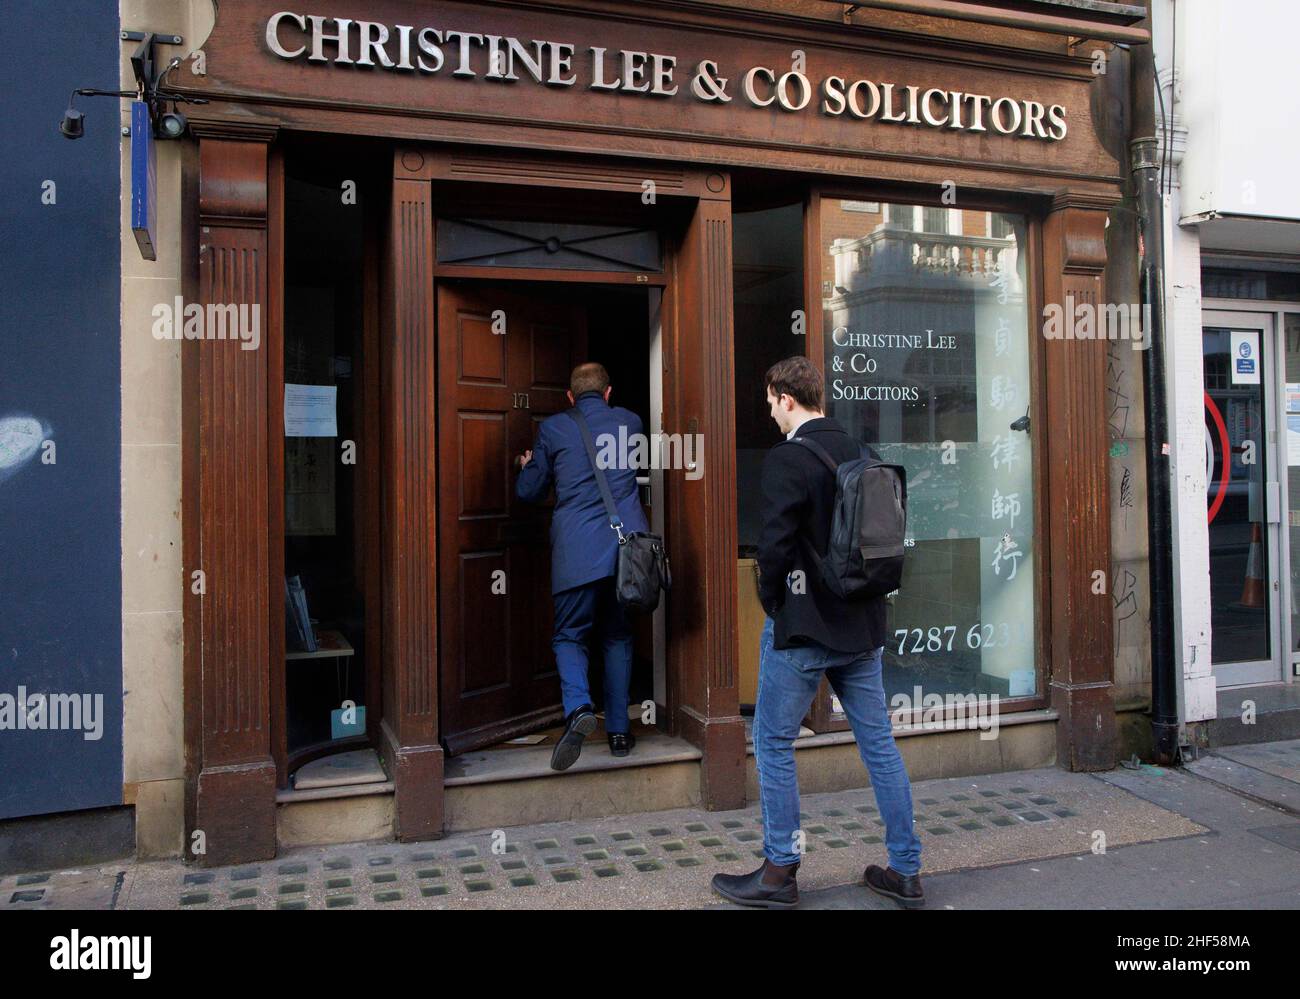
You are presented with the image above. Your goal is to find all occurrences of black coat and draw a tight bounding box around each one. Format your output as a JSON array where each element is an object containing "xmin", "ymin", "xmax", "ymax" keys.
[{"xmin": 757, "ymin": 416, "xmax": 888, "ymax": 653}]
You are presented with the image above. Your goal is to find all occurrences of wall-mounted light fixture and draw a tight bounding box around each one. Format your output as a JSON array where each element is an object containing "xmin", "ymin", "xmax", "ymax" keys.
[
  {"xmin": 61, "ymin": 31, "xmax": 210, "ymax": 262},
  {"xmin": 59, "ymin": 30, "xmax": 207, "ymax": 141}
]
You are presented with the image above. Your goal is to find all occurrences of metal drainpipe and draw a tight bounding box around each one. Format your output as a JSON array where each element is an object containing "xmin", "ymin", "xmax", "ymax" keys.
[{"xmin": 1129, "ymin": 32, "xmax": 1179, "ymax": 765}]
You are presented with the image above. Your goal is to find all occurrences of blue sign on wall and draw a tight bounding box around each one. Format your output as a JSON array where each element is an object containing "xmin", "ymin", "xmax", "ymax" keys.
[{"xmin": 131, "ymin": 99, "xmax": 157, "ymax": 261}]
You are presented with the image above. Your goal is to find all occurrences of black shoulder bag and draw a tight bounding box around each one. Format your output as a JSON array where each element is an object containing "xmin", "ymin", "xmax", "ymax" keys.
[{"xmin": 567, "ymin": 408, "xmax": 671, "ymax": 613}]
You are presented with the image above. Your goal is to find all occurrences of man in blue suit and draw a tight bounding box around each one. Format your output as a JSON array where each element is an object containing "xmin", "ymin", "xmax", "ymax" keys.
[{"xmin": 516, "ymin": 362, "xmax": 649, "ymax": 771}]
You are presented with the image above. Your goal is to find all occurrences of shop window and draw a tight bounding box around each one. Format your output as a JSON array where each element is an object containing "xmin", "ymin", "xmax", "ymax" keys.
[
  {"xmin": 733, "ymin": 202, "xmax": 806, "ymax": 712},
  {"xmin": 283, "ymin": 170, "xmax": 373, "ymax": 756},
  {"xmin": 733, "ymin": 203, "xmax": 806, "ymax": 550},
  {"xmin": 437, "ymin": 217, "xmax": 661, "ymax": 272},
  {"xmin": 820, "ymin": 197, "xmax": 1036, "ymax": 701},
  {"xmin": 1286, "ymin": 314, "xmax": 1300, "ymax": 676}
]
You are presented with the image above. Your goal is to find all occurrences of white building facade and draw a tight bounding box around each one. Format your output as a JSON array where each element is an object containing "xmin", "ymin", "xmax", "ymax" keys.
[{"xmin": 1154, "ymin": 0, "xmax": 1300, "ymax": 742}]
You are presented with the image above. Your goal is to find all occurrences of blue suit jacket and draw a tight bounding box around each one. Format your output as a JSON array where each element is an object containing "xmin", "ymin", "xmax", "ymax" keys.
[{"xmin": 516, "ymin": 392, "xmax": 650, "ymax": 595}]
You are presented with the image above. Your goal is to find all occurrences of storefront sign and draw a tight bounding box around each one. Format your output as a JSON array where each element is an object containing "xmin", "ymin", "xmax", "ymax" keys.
[
  {"xmin": 264, "ymin": 11, "xmax": 1068, "ymax": 141},
  {"xmin": 828, "ymin": 325, "xmax": 958, "ymax": 402}
]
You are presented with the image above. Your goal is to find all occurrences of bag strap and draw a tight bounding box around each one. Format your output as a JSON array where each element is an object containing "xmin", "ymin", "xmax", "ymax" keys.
[
  {"xmin": 784, "ymin": 436, "xmax": 840, "ymax": 567},
  {"xmin": 787, "ymin": 434, "xmax": 840, "ymax": 475},
  {"xmin": 567, "ymin": 408, "xmax": 625, "ymax": 541}
]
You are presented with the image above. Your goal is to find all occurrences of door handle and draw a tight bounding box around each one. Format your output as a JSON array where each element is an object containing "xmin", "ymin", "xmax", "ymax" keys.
[{"xmin": 1266, "ymin": 481, "xmax": 1281, "ymax": 524}]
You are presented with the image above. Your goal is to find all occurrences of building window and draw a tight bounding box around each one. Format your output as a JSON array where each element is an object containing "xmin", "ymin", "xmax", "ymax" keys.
[
  {"xmin": 921, "ymin": 206, "xmax": 948, "ymax": 234},
  {"xmin": 820, "ymin": 197, "xmax": 1036, "ymax": 701},
  {"xmin": 1202, "ymin": 266, "xmax": 1300, "ymax": 301},
  {"xmin": 883, "ymin": 203, "xmax": 914, "ymax": 230}
]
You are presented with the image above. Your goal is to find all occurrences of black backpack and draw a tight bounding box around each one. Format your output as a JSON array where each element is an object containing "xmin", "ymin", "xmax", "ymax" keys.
[{"xmin": 787, "ymin": 435, "xmax": 907, "ymax": 600}]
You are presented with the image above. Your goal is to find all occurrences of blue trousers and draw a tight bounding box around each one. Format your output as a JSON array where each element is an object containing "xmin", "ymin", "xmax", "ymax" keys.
[
  {"xmin": 754, "ymin": 616, "xmax": 923, "ymax": 873},
  {"xmin": 552, "ymin": 576, "xmax": 632, "ymax": 734}
]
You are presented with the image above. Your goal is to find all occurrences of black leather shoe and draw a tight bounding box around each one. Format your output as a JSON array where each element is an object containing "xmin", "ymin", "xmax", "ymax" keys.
[
  {"xmin": 710, "ymin": 859, "xmax": 799, "ymax": 909},
  {"xmin": 862, "ymin": 864, "xmax": 925, "ymax": 908},
  {"xmin": 550, "ymin": 706, "xmax": 597, "ymax": 772},
  {"xmin": 608, "ymin": 732, "xmax": 636, "ymax": 757}
]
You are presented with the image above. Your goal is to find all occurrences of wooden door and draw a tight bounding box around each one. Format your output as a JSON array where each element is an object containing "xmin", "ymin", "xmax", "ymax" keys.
[{"xmin": 436, "ymin": 281, "xmax": 588, "ymax": 755}]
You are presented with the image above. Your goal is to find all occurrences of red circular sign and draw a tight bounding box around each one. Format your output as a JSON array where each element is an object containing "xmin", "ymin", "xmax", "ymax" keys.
[{"xmin": 1205, "ymin": 391, "xmax": 1230, "ymax": 525}]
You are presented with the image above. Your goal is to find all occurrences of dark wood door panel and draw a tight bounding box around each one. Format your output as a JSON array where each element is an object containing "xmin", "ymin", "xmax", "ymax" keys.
[
  {"xmin": 437, "ymin": 281, "xmax": 587, "ymax": 754},
  {"xmin": 455, "ymin": 308, "xmax": 508, "ymax": 386},
  {"xmin": 456, "ymin": 410, "xmax": 510, "ymax": 520},
  {"xmin": 456, "ymin": 549, "xmax": 511, "ymax": 698}
]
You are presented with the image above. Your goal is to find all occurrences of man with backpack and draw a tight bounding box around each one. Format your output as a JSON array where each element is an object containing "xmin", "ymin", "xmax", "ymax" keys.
[{"xmin": 710, "ymin": 355, "xmax": 924, "ymax": 909}]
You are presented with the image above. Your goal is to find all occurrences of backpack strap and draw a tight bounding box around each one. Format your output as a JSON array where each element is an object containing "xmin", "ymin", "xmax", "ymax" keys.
[
  {"xmin": 784, "ymin": 435, "xmax": 842, "ymax": 568},
  {"xmin": 787, "ymin": 435, "xmax": 840, "ymax": 475}
]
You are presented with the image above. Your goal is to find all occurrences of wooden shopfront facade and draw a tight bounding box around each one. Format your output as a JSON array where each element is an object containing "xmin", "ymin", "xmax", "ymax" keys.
[{"xmin": 175, "ymin": 0, "xmax": 1147, "ymax": 865}]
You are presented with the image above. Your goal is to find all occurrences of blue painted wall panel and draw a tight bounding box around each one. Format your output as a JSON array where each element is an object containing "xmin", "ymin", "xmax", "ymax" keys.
[{"xmin": 0, "ymin": 1, "xmax": 123, "ymax": 819}]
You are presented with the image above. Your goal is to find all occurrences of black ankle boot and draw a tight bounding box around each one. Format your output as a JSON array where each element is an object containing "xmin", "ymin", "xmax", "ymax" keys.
[
  {"xmin": 710, "ymin": 859, "xmax": 799, "ymax": 908},
  {"xmin": 862, "ymin": 864, "xmax": 925, "ymax": 908}
]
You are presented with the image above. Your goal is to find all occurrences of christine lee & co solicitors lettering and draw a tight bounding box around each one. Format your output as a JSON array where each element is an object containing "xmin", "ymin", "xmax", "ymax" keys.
[{"xmin": 264, "ymin": 12, "xmax": 1068, "ymax": 141}]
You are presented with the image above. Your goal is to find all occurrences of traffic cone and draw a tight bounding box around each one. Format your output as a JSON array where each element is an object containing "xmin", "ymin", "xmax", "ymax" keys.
[{"xmin": 1238, "ymin": 522, "xmax": 1265, "ymax": 609}]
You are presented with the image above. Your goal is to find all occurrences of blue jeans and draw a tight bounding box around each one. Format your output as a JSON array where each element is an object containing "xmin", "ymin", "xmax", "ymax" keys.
[
  {"xmin": 552, "ymin": 577, "xmax": 632, "ymax": 734},
  {"xmin": 754, "ymin": 616, "xmax": 922, "ymax": 874}
]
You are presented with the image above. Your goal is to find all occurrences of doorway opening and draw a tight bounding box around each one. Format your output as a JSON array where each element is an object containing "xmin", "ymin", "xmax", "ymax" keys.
[
  {"xmin": 1203, "ymin": 309, "xmax": 1283, "ymax": 688},
  {"xmin": 436, "ymin": 277, "xmax": 681, "ymax": 779}
]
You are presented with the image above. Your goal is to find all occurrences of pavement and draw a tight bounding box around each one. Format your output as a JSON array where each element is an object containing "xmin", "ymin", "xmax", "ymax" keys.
[{"xmin": 5, "ymin": 739, "xmax": 1300, "ymax": 910}]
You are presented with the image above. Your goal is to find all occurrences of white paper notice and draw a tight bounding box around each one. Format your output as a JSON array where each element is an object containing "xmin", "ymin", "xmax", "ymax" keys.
[
  {"xmin": 1229, "ymin": 331, "xmax": 1261, "ymax": 385},
  {"xmin": 284, "ymin": 384, "xmax": 338, "ymax": 437}
]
